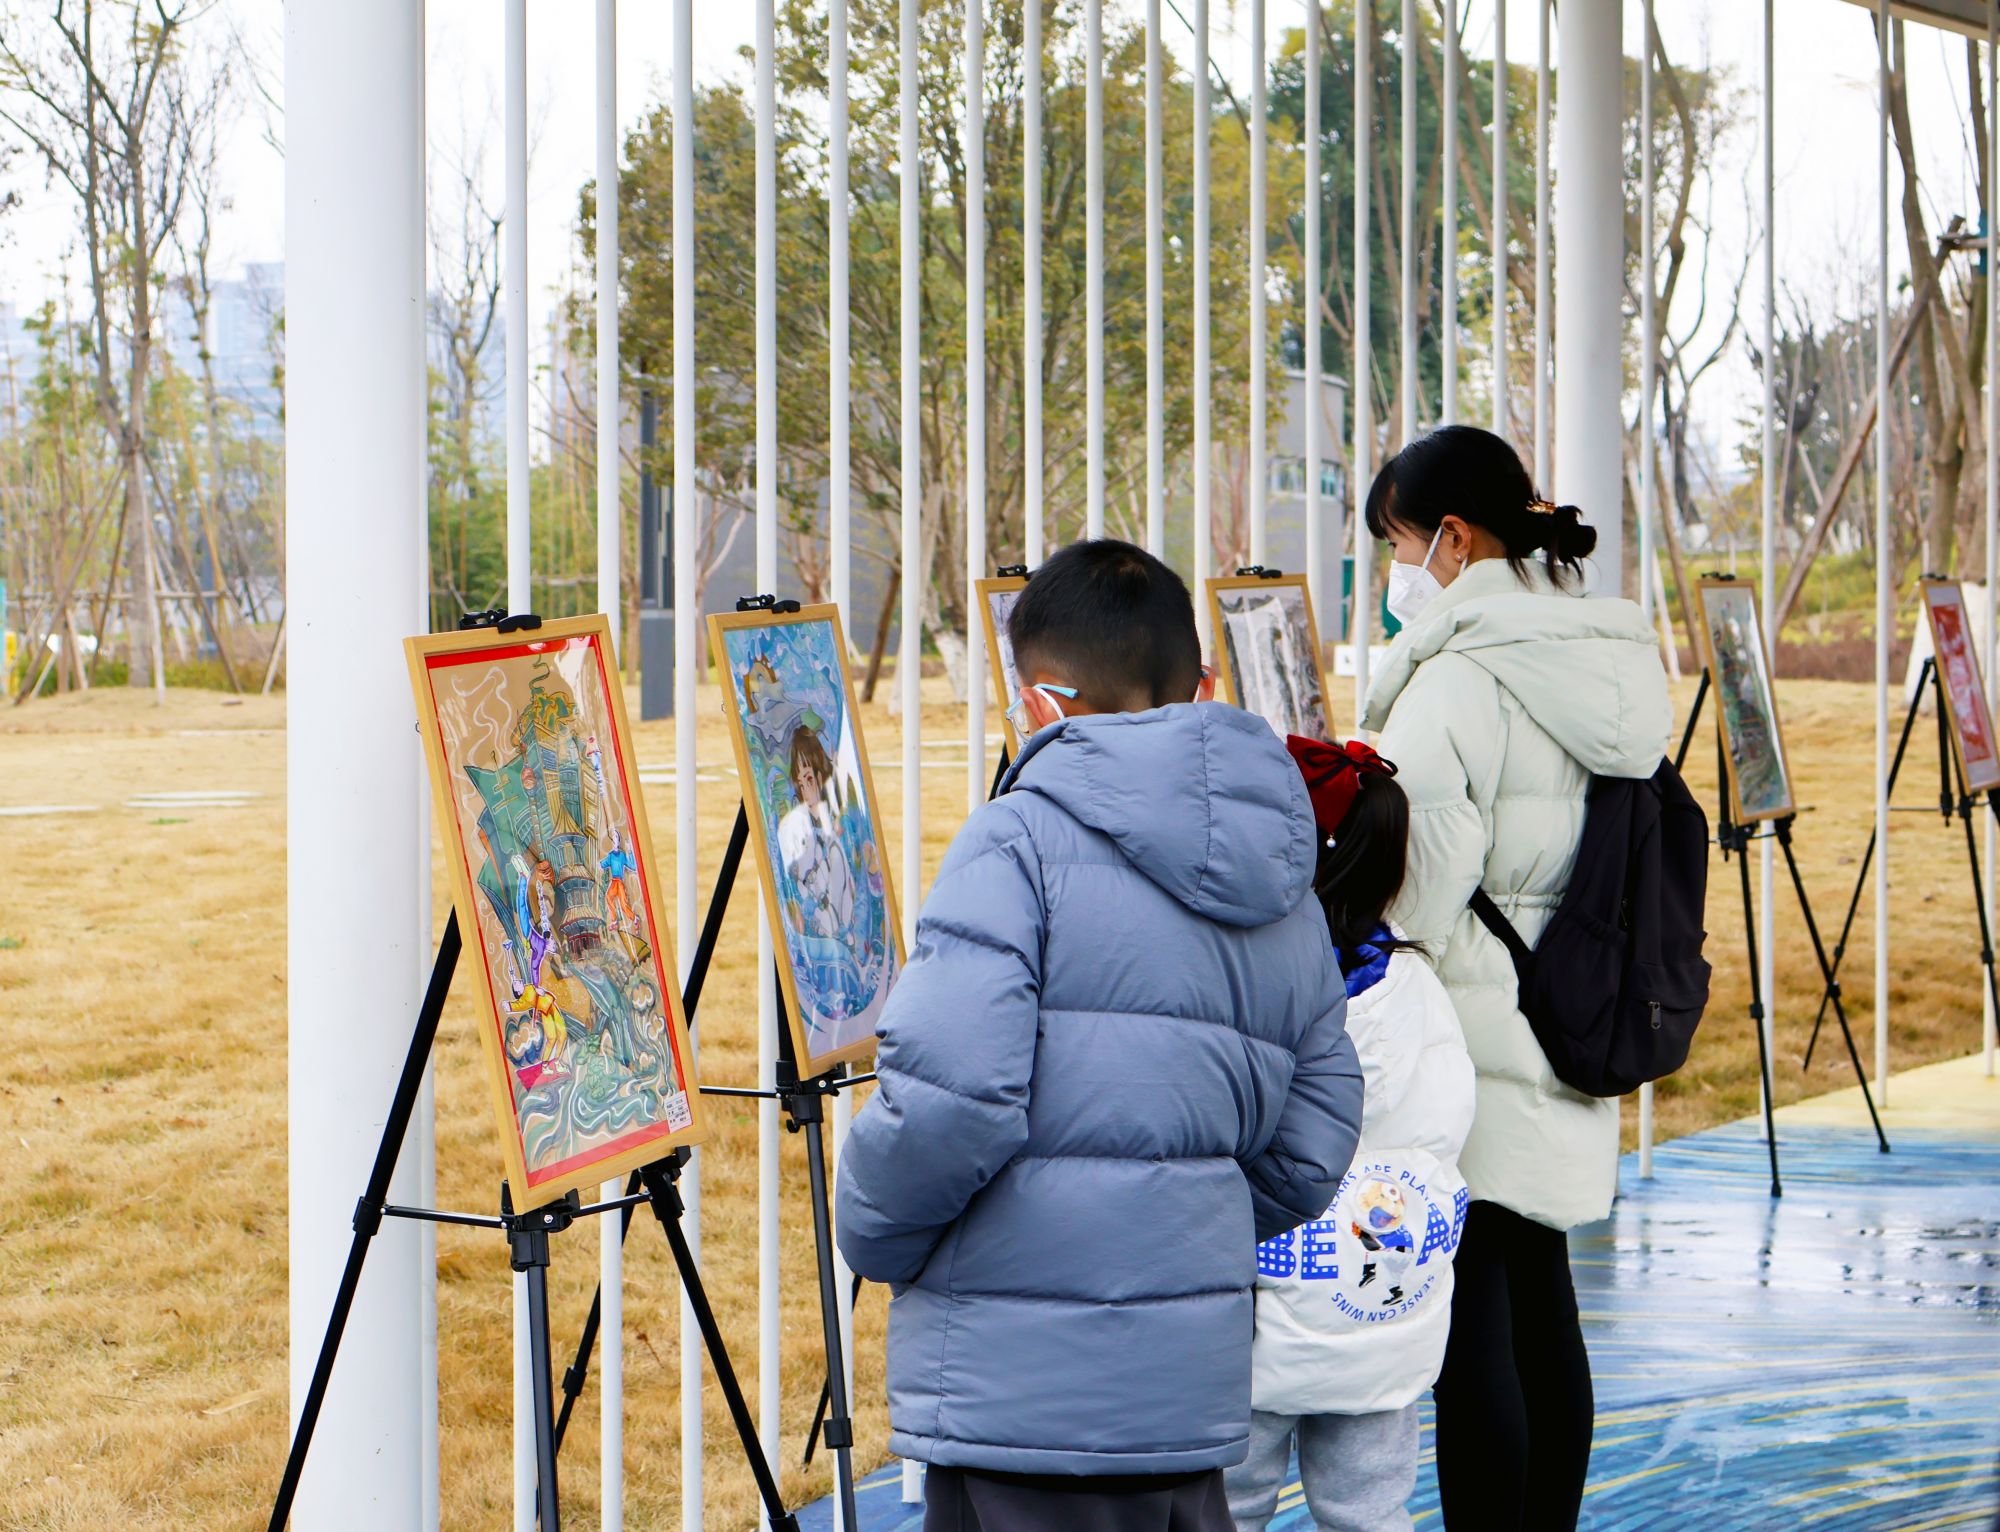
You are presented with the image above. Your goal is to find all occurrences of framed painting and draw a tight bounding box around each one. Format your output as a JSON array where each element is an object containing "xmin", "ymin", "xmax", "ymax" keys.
[
  {"xmin": 1696, "ymin": 578, "xmax": 1795, "ymax": 824},
  {"xmin": 406, "ymin": 614, "xmax": 703, "ymax": 1211},
  {"xmin": 1205, "ymin": 573, "xmax": 1334, "ymax": 742},
  {"xmin": 709, "ymin": 604, "xmax": 905, "ymax": 1077},
  {"xmin": 1921, "ymin": 579, "xmax": 2000, "ymax": 795},
  {"xmin": 976, "ymin": 574, "xmax": 1030, "ymax": 751}
]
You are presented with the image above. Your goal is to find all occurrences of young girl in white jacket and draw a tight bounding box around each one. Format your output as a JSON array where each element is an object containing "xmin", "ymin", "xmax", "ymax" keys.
[{"xmin": 1226, "ymin": 736, "xmax": 1476, "ymax": 1532}]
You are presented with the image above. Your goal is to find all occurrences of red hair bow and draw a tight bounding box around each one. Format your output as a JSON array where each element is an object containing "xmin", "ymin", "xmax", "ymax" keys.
[{"xmin": 1284, "ymin": 735, "xmax": 1397, "ymax": 839}]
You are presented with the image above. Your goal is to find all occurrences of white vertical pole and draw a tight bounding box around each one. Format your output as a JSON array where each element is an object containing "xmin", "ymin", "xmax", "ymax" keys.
[
  {"xmin": 754, "ymin": 0, "xmax": 782, "ymax": 1508},
  {"xmin": 593, "ymin": 6, "xmax": 625, "ymax": 1521},
  {"xmin": 1552, "ymin": 0, "xmax": 1622, "ymax": 588},
  {"xmin": 1250, "ymin": 0, "xmax": 1269, "ymax": 566},
  {"xmin": 1638, "ymin": 0, "xmax": 1656, "ymax": 1180},
  {"xmin": 1194, "ymin": 0, "xmax": 1212, "ymax": 637},
  {"xmin": 285, "ymin": 0, "xmax": 427, "ymax": 1522},
  {"xmin": 1758, "ymin": 0, "xmax": 1777, "ymax": 1112},
  {"xmin": 1492, "ymin": 0, "xmax": 1507, "ymax": 441},
  {"xmin": 503, "ymin": 6, "xmax": 532, "ymax": 1526},
  {"xmin": 1087, "ymin": 0, "xmax": 1105, "ymax": 538},
  {"xmin": 414, "ymin": 45, "xmax": 438, "ymax": 1532},
  {"xmin": 1986, "ymin": 6, "xmax": 1997, "ymax": 1079},
  {"xmin": 899, "ymin": 0, "xmax": 922, "ymax": 996},
  {"xmin": 505, "ymin": 0, "xmax": 531, "ymax": 617},
  {"xmin": 1146, "ymin": 0, "xmax": 1164, "ymax": 556},
  {"xmin": 1025, "ymin": 0, "xmax": 1045, "ymax": 569},
  {"xmin": 1353, "ymin": 0, "xmax": 1374, "ymax": 726},
  {"xmin": 671, "ymin": 3, "xmax": 702, "ymax": 1523},
  {"xmin": 1533, "ymin": 0, "xmax": 1550, "ymax": 491},
  {"xmin": 967, "ymin": 0, "xmax": 987, "ymax": 818},
  {"xmin": 1305, "ymin": 1, "xmax": 1322, "ymax": 628},
  {"xmin": 1875, "ymin": 0, "xmax": 1892, "ymax": 1104},
  {"xmin": 1441, "ymin": 1, "xmax": 1459, "ymax": 426},
  {"xmin": 828, "ymin": 0, "xmax": 856, "ymax": 1509},
  {"xmin": 1400, "ymin": 0, "xmax": 1417, "ymax": 445}
]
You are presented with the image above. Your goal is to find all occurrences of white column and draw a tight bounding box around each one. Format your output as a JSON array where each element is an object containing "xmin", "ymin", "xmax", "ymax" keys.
[
  {"xmin": 671, "ymin": 2, "xmax": 704, "ymax": 1522},
  {"xmin": 1249, "ymin": 0, "xmax": 1268, "ymax": 566},
  {"xmin": 503, "ymin": 6, "xmax": 532, "ymax": 1525},
  {"xmin": 1875, "ymin": 0, "xmax": 1891, "ymax": 1103},
  {"xmin": 966, "ymin": 0, "xmax": 987, "ymax": 816},
  {"xmin": 1025, "ymin": 0, "xmax": 1044, "ymax": 569},
  {"xmin": 1533, "ymin": 0, "xmax": 1550, "ymax": 490},
  {"xmin": 505, "ymin": 0, "xmax": 531, "ymax": 616},
  {"xmin": 1758, "ymin": 0, "xmax": 1777, "ymax": 1106},
  {"xmin": 284, "ymin": 0, "xmax": 427, "ymax": 1524},
  {"xmin": 1145, "ymin": 0, "xmax": 1164, "ymax": 557},
  {"xmin": 828, "ymin": 0, "xmax": 857, "ymax": 1500},
  {"xmin": 1638, "ymin": 0, "xmax": 1656, "ymax": 1180},
  {"xmin": 1552, "ymin": 0, "xmax": 1622, "ymax": 590},
  {"xmin": 1353, "ymin": 0, "xmax": 1374, "ymax": 725},
  {"xmin": 1399, "ymin": 0, "xmax": 1417, "ymax": 445},
  {"xmin": 1193, "ymin": 0, "xmax": 1212, "ymax": 638},
  {"xmin": 899, "ymin": 0, "xmax": 922, "ymax": 978},
  {"xmin": 1492, "ymin": 0, "xmax": 1508, "ymax": 441},
  {"xmin": 1441, "ymin": 1, "xmax": 1459, "ymax": 426},
  {"xmin": 1987, "ymin": 7, "xmax": 1997, "ymax": 1079},
  {"xmin": 1087, "ymin": 0, "xmax": 1105, "ymax": 538},
  {"xmin": 1305, "ymin": 0, "xmax": 1322, "ymax": 626},
  {"xmin": 754, "ymin": 0, "xmax": 782, "ymax": 1505},
  {"xmin": 593, "ymin": 7, "xmax": 625, "ymax": 1522}
]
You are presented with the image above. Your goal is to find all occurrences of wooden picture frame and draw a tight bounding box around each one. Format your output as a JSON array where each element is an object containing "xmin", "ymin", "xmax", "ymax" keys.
[
  {"xmin": 406, "ymin": 615, "xmax": 704, "ymax": 1211},
  {"xmin": 1695, "ymin": 578, "xmax": 1796, "ymax": 825},
  {"xmin": 1204, "ymin": 573, "xmax": 1335, "ymax": 742},
  {"xmin": 1921, "ymin": 578, "xmax": 2000, "ymax": 795},
  {"xmin": 976, "ymin": 574, "xmax": 1031, "ymax": 752},
  {"xmin": 709, "ymin": 604, "xmax": 906, "ymax": 1077}
]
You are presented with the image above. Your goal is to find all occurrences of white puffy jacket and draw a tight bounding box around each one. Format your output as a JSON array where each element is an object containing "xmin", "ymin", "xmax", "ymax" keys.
[
  {"xmin": 1250, "ymin": 934, "xmax": 1475, "ymax": 1417},
  {"xmin": 1363, "ymin": 558, "xmax": 1671, "ymax": 1231}
]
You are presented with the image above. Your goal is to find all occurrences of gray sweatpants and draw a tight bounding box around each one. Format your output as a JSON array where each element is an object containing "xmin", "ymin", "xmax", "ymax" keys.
[{"xmin": 1223, "ymin": 1404, "xmax": 1419, "ymax": 1532}]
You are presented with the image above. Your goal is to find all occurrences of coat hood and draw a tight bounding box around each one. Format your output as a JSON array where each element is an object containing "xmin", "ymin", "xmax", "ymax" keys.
[
  {"xmin": 1362, "ymin": 558, "xmax": 1670, "ymax": 779},
  {"xmin": 1001, "ymin": 702, "xmax": 1317, "ymax": 928}
]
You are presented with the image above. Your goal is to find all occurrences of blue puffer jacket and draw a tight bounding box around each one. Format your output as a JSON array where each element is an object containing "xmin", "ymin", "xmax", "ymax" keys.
[{"xmin": 836, "ymin": 702, "xmax": 1364, "ymax": 1476}]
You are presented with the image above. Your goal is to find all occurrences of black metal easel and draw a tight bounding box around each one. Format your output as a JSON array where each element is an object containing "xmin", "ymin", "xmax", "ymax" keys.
[
  {"xmin": 1675, "ymin": 659, "xmax": 1891, "ymax": 1202},
  {"xmin": 1803, "ymin": 651, "xmax": 2000, "ymax": 1080},
  {"xmin": 269, "ymin": 612, "xmax": 800, "ymax": 1532}
]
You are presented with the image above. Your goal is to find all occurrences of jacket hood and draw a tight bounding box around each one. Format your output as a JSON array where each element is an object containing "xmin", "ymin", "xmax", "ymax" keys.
[
  {"xmin": 1362, "ymin": 559, "xmax": 1670, "ymax": 778},
  {"xmin": 1001, "ymin": 702, "xmax": 1317, "ymax": 927}
]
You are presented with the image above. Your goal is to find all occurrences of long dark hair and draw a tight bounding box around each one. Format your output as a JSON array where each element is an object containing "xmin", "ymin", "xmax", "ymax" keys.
[
  {"xmin": 1364, "ymin": 424, "xmax": 1596, "ymax": 588},
  {"xmin": 1310, "ymin": 769, "xmax": 1417, "ymax": 952}
]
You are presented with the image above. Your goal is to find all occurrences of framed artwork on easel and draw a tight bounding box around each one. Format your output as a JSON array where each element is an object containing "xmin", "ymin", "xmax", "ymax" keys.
[
  {"xmin": 1921, "ymin": 579, "xmax": 2000, "ymax": 794},
  {"xmin": 1695, "ymin": 577, "xmax": 1796, "ymax": 824},
  {"xmin": 1204, "ymin": 572, "xmax": 1334, "ymax": 742},
  {"xmin": 406, "ymin": 614, "xmax": 705, "ymax": 1210},
  {"xmin": 709, "ymin": 603, "xmax": 905, "ymax": 1077},
  {"xmin": 976, "ymin": 574, "xmax": 1030, "ymax": 751}
]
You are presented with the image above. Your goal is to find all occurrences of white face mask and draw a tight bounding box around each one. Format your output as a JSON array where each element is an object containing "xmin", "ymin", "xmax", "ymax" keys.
[{"xmin": 1385, "ymin": 524, "xmax": 1448, "ymax": 628}]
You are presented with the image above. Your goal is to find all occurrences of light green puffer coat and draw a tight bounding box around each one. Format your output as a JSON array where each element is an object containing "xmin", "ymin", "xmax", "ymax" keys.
[{"xmin": 1363, "ymin": 557, "xmax": 1672, "ymax": 1231}]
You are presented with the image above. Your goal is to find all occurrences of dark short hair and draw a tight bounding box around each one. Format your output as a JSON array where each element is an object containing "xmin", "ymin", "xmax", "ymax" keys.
[
  {"xmin": 1007, "ymin": 539, "xmax": 1203, "ymax": 711},
  {"xmin": 1364, "ymin": 424, "xmax": 1596, "ymax": 587}
]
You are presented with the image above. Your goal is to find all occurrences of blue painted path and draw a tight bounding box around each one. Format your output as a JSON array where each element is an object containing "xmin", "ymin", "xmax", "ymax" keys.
[{"xmin": 800, "ymin": 1123, "xmax": 2000, "ymax": 1530}]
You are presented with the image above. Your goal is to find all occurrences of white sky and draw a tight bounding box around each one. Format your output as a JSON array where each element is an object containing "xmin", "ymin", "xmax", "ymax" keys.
[{"xmin": 0, "ymin": 0, "xmax": 1985, "ymax": 458}]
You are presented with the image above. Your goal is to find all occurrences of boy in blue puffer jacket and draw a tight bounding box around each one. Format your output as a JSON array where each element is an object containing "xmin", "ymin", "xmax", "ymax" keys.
[{"xmin": 836, "ymin": 539, "xmax": 1365, "ymax": 1532}]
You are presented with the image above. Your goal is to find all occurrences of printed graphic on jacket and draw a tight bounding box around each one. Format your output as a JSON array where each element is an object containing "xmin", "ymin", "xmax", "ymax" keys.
[{"xmin": 1256, "ymin": 1158, "xmax": 1471, "ymax": 1324}]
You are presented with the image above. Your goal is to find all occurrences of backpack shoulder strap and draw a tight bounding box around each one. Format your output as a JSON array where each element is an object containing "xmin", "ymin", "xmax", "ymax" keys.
[{"xmin": 1468, "ymin": 886, "xmax": 1534, "ymax": 970}]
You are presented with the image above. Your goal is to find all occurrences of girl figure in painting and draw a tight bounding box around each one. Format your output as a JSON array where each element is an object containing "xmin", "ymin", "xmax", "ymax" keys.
[
  {"xmin": 501, "ymin": 937, "xmax": 569, "ymax": 1089},
  {"xmin": 778, "ymin": 724, "xmax": 857, "ymax": 940}
]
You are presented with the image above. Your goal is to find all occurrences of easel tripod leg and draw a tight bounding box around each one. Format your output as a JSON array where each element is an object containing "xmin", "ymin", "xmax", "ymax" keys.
[
  {"xmin": 801, "ymin": 1110, "xmax": 861, "ymax": 1532},
  {"xmin": 517, "ymin": 1229, "xmax": 562, "ymax": 1532},
  {"xmin": 1735, "ymin": 826, "xmax": 1782, "ymax": 1198},
  {"xmin": 267, "ymin": 914, "xmax": 462, "ymax": 1532},
  {"xmin": 639, "ymin": 1157, "xmax": 801, "ymax": 1532}
]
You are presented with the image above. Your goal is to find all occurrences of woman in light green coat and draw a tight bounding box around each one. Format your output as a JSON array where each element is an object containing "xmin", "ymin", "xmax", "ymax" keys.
[{"xmin": 1361, "ymin": 426, "xmax": 1671, "ymax": 1532}]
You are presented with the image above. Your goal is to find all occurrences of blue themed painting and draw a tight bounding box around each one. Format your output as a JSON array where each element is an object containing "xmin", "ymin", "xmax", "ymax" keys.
[
  {"xmin": 711, "ymin": 607, "xmax": 902, "ymax": 1075},
  {"xmin": 408, "ymin": 616, "xmax": 703, "ymax": 1209}
]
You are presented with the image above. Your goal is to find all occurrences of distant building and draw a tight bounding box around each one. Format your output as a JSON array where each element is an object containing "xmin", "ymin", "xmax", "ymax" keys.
[{"xmin": 159, "ymin": 261, "xmax": 286, "ymax": 438}]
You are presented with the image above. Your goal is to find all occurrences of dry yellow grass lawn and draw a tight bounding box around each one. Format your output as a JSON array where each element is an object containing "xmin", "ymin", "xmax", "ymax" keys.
[{"xmin": 0, "ymin": 670, "xmax": 1986, "ymax": 1529}]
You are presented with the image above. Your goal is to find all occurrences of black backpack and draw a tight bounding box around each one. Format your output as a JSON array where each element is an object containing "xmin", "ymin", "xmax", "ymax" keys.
[{"xmin": 1467, "ymin": 760, "xmax": 1712, "ymax": 1098}]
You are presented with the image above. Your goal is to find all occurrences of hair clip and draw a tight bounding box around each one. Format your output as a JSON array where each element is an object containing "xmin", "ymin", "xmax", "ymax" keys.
[{"xmin": 1527, "ymin": 498, "xmax": 1557, "ymax": 515}]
